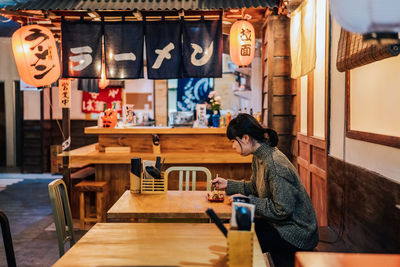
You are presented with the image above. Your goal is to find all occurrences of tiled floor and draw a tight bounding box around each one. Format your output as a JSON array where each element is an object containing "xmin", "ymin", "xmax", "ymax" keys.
[{"xmin": 0, "ymin": 175, "xmax": 86, "ymax": 267}]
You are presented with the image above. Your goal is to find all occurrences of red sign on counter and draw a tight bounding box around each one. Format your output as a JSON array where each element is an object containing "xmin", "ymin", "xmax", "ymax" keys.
[{"xmin": 82, "ymin": 87, "xmax": 122, "ymax": 113}]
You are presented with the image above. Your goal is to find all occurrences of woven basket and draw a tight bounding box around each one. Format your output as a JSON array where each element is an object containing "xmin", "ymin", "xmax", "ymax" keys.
[{"xmin": 337, "ymin": 28, "xmax": 400, "ymax": 72}]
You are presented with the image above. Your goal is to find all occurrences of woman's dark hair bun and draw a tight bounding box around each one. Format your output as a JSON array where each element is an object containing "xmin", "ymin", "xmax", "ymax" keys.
[
  {"xmin": 226, "ymin": 113, "xmax": 279, "ymax": 147},
  {"xmin": 265, "ymin": 128, "xmax": 278, "ymax": 147}
]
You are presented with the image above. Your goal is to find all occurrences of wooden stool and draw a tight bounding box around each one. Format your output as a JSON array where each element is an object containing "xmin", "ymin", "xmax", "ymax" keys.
[{"xmin": 75, "ymin": 181, "xmax": 108, "ymax": 230}]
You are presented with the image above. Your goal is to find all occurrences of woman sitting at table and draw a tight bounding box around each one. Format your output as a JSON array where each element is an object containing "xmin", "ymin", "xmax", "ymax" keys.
[{"xmin": 212, "ymin": 114, "xmax": 318, "ymax": 267}]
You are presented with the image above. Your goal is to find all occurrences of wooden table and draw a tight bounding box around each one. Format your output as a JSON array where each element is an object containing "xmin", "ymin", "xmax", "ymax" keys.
[
  {"xmin": 295, "ymin": 252, "xmax": 400, "ymax": 267},
  {"xmin": 107, "ymin": 190, "xmax": 232, "ymax": 222},
  {"xmin": 53, "ymin": 223, "xmax": 267, "ymax": 267}
]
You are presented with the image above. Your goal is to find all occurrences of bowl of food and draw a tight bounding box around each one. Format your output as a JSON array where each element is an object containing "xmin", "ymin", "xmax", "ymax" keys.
[{"xmin": 207, "ymin": 190, "xmax": 225, "ymax": 202}]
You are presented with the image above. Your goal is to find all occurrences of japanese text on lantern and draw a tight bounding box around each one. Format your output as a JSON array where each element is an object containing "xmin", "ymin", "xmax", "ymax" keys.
[
  {"xmin": 58, "ymin": 79, "xmax": 71, "ymax": 108},
  {"xmin": 240, "ymin": 28, "xmax": 252, "ymax": 56},
  {"xmin": 11, "ymin": 25, "xmax": 60, "ymax": 87}
]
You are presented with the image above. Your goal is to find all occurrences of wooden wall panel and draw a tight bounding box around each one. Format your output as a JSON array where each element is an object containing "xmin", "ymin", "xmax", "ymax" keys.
[
  {"xmin": 98, "ymin": 135, "xmax": 153, "ymax": 153},
  {"xmin": 271, "ymin": 77, "xmax": 292, "ymax": 95},
  {"xmin": 22, "ymin": 119, "xmax": 97, "ymax": 173},
  {"xmin": 297, "ymin": 133, "xmax": 327, "ymax": 226},
  {"xmin": 311, "ymin": 173, "xmax": 327, "ymax": 226},
  {"xmin": 327, "ymin": 156, "xmax": 400, "ymax": 252},
  {"xmin": 311, "ymin": 145, "xmax": 326, "ymax": 170},
  {"xmin": 298, "ymin": 165, "xmax": 310, "ymax": 194},
  {"xmin": 271, "ymin": 57, "xmax": 291, "ymax": 76},
  {"xmin": 271, "ymin": 96, "xmax": 292, "ymax": 115},
  {"xmin": 262, "ymin": 14, "xmax": 296, "ymax": 162}
]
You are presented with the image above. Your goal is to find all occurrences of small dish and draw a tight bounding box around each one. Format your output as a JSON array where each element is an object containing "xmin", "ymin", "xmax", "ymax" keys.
[{"xmin": 207, "ymin": 191, "xmax": 225, "ymax": 202}]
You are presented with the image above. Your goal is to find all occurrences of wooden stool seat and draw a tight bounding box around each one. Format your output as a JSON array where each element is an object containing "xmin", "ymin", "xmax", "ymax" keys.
[
  {"xmin": 75, "ymin": 181, "xmax": 107, "ymax": 192},
  {"xmin": 75, "ymin": 180, "xmax": 108, "ymax": 230}
]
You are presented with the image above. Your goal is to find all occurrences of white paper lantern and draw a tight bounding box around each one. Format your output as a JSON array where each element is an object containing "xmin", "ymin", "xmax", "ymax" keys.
[{"xmin": 330, "ymin": 0, "xmax": 400, "ymax": 42}]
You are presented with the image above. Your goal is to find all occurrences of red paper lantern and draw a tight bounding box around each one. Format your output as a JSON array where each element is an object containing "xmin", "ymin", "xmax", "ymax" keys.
[
  {"xmin": 12, "ymin": 25, "xmax": 60, "ymax": 87},
  {"xmin": 230, "ymin": 20, "xmax": 255, "ymax": 67}
]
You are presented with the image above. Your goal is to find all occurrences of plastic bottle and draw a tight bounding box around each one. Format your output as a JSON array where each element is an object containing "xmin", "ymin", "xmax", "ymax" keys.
[
  {"xmin": 244, "ymin": 107, "xmax": 247, "ymax": 114},
  {"xmin": 219, "ymin": 115, "xmax": 225, "ymax": 127},
  {"xmin": 226, "ymin": 111, "xmax": 232, "ymax": 125}
]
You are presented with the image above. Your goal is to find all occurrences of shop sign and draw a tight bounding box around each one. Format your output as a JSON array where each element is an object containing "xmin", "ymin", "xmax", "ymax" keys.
[
  {"xmin": 82, "ymin": 87, "xmax": 122, "ymax": 113},
  {"xmin": 58, "ymin": 78, "xmax": 71, "ymax": 108}
]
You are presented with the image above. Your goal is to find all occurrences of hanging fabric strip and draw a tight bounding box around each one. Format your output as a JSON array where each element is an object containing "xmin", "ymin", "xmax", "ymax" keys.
[
  {"xmin": 103, "ymin": 21, "xmax": 144, "ymax": 79},
  {"xmin": 289, "ymin": 0, "xmax": 316, "ymax": 78},
  {"xmin": 61, "ymin": 20, "xmax": 102, "ymax": 78},
  {"xmin": 182, "ymin": 19, "xmax": 223, "ymax": 78},
  {"xmin": 145, "ymin": 20, "xmax": 182, "ymax": 79}
]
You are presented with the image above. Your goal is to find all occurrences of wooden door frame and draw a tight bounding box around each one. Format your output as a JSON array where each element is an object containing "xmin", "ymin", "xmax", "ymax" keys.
[{"xmin": 295, "ymin": 0, "xmax": 330, "ymax": 226}]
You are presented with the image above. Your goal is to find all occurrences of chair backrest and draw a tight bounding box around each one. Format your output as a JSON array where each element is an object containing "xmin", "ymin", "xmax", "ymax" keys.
[
  {"xmin": 0, "ymin": 210, "xmax": 16, "ymax": 267},
  {"xmin": 48, "ymin": 179, "xmax": 75, "ymax": 257},
  {"xmin": 165, "ymin": 166, "xmax": 212, "ymax": 191}
]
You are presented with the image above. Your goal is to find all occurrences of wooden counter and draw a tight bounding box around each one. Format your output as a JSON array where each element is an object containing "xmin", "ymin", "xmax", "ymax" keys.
[
  {"xmin": 60, "ymin": 143, "xmax": 252, "ymax": 164},
  {"xmin": 85, "ymin": 126, "xmax": 228, "ymax": 134},
  {"xmin": 61, "ymin": 126, "xmax": 252, "ymax": 210}
]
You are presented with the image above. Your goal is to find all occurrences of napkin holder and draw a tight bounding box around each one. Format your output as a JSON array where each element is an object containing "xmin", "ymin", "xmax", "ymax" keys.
[{"xmin": 227, "ymin": 224, "xmax": 254, "ymax": 267}]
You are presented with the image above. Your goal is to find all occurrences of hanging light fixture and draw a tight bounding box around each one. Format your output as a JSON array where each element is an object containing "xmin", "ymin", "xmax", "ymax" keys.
[
  {"xmin": 98, "ymin": 60, "xmax": 109, "ymax": 89},
  {"xmin": 12, "ymin": 25, "xmax": 60, "ymax": 87},
  {"xmin": 98, "ymin": 36, "xmax": 109, "ymax": 89},
  {"xmin": 330, "ymin": 0, "xmax": 400, "ymax": 43},
  {"xmin": 229, "ymin": 20, "xmax": 255, "ymax": 67}
]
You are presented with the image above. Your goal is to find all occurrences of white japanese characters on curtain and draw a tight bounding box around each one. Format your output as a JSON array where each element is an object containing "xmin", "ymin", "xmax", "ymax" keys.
[
  {"xmin": 104, "ymin": 21, "xmax": 144, "ymax": 79},
  {"xmin": 182, "ymin": 19, "xmax": 223, "ymax": 78},
  {"xmin": 61, "ymin": 20, "xmax": 102, "ymax": 78},
  {"xmin": 61, "ymin": 19, "xmax": 222, "ymax": 79},
  {"xmin": 145, "ymin": 20, "xmax": 182, "ymax": 79}
]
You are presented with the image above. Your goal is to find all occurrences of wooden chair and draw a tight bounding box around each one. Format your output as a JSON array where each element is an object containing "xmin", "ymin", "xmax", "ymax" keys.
[
  {"xmin": 165, "ymin": 166, "xmax": 211, "ymax": 191},
  {"xmin": 0, "ymin": 210, "xmax": 16, "ymax": 267},
  {"xmin": 48, "ymin": 179, "xmax": 75, "ymax": 257},
  {"xmin": 75, "ymin": 181, "xmax": 108, "ymax": 230}
]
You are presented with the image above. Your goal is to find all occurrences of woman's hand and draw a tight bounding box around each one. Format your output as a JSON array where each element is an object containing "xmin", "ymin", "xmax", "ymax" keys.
[
  {"xmin": 211, "ymin": 177, "xmax": 227, "ymax": 190},
  {"xmin": 228, "ymin": 193, "xmax": 247, "ymax": 204}
]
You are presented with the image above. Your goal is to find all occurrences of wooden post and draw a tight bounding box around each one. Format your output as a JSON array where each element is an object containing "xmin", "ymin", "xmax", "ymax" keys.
[
  {"xmin": 40, "ymin": 89, "xmax": 44, "ymax": 173},
  {"xmin": 62, "ymin": 107, "xmax": 71, "ymax": 199}
]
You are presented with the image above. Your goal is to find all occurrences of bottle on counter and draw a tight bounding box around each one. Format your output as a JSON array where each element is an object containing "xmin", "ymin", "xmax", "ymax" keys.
[
  {"xmin": 212, "ymin": 110, "xmax": 220, "ymax": 128},
  {"xmin": 219, "ymin": 115, "xmax": 225, "ymax": 127},
  {"xmin": 238, "ymin": 108, "xmax": 242, "ymax": 114},
  {"xmin": 97, "ymin": 103, "xmax": 107, "ymax": 127},
  {"xmin": 250, "ymin": 108, "xmax": 253, "ymax": 116},
  {"xmin": 244, "ymin": 107, "xmax": 247, "ymax": 114},
  {"xmin": 226, "ymin": 111, "xmax": 232, "ymax": 125}
]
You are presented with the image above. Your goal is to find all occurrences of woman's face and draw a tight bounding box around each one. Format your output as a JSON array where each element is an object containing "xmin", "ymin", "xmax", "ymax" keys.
[{"xmin": 232, "ymin": 135, "xmax": 253, "ymax": 156}]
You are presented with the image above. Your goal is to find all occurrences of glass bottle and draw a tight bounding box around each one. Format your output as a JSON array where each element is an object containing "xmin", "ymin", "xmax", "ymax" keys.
[{"xmin": 212, "ymin": 110, "xmax": 220, "ymax": 128}]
